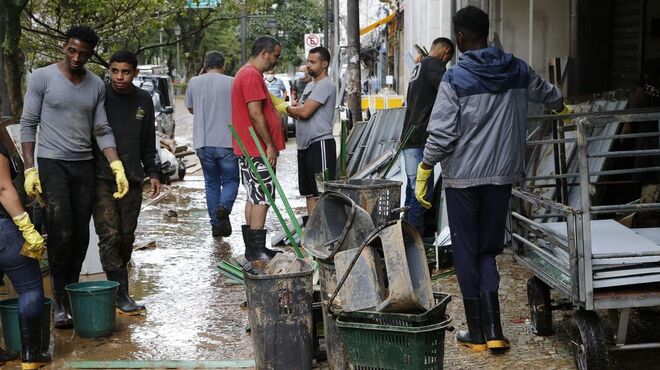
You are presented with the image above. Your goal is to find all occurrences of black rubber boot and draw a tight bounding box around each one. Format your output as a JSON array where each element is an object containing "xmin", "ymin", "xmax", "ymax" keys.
[
  {"xmin": 0, "ymin": 345, "xmax": 18, "ymax": 365},
  {"xmin": 19, "ymin": 316, "xmax": 51, "ymax": 369},
  {"xmin": 214, "ymin": 206, "xmax": 232, "ymax": 237},
  {"xmin": 481, "ymin": 291, "xmax": 510, "ymax": 351},
  {"xmin": 106, "ymin": 268, "xmax": 146, "ymax": 315},
  {"xmin": 241, "ymin": 224, "xmax": 249, "ymax": 244},
  {"xmin": 456, "ymin": 297, "xmax": 487, "ymax": 351},
  {"xmin": 52, "ymin": 292, "xmax": 73, "ymax": 329},
  {"xmin": 244, "ymin": 229, "xmax": 281, "ymax": 261}
]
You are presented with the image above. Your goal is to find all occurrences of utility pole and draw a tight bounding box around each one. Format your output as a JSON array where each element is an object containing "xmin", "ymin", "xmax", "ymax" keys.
[
  {"xmin": 240, "ymin": 1, "xmax": 247, "ymax": 65},
  {"xmin": 346, "ymin": 0, "xmax": 362, "ymax": 126},
  {"xmin": 324, "ymin": 0, "xmax": 329, "ymax": 47}
]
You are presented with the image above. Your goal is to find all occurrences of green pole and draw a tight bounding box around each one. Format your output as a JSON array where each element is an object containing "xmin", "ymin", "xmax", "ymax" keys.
[
  {"xmin": 229, "ymin": 125, "xmax": 304, "ymax": 258},
  {"xmin": 247, "ymin": 127, "xmax": 304, "ymax": 240},
  {"xmin": 339, "ymin": 119, "xmax": 348, "ymax": 178}
]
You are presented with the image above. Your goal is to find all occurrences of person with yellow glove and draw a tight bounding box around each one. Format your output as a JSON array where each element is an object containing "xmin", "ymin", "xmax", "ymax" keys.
[
  {"xmin": 92, "ymin": 51, "xmax": 162, "ymax": 316},
  {"xmin": 0, "ymin": 135, "xmax": 51, "ymax": 367},
  {"xmin": 279, "ymin": 46, "xmax": 338, "ymax": 217},
  {"xmin": 418, "ymin": 6, "xmax": 565, "ymax": 354},
  {"xmin": 19, "ymin": 26, "xmax": 125, "ymax": 331}
]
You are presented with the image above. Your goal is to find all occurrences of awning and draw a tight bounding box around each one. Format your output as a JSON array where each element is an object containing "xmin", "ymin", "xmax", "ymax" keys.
[{"xmin": 359, "ymin": 12, "xmax": 397, "ymax": 36}]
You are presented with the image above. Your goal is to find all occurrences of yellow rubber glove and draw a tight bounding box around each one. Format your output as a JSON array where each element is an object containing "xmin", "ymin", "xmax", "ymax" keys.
[
  {"xmin": 415, "ymin": 163, "xmax": 433, "ymax": 209},
  {"xmin": 109, "ymin": 160, "xmax": 129, "ymax": 199},
  {"xmin": 275, "ymin": 101, "xmax": 290, "ymax": 115},
  {"xmin": 269, "ymin": 93, "xmax": 285, "ymax": 106},
  {"xmin": 553, "ymin": 104, "xmax": 574, "ymax": 124},
  {"xmin": 24, "ymin": 167, "xmax": 42, "ymax": 197},
  {"xmin": 12, "ymin": 212, "xmax": 46, "ymax": 260}
]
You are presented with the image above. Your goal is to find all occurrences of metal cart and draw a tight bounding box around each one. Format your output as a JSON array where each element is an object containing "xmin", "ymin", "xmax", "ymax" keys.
[{"xmin": 511, "ymin": 108, "xmax": 660, "ymax": 369}]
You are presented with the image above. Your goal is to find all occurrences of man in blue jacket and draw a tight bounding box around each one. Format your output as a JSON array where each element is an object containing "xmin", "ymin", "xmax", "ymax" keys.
[{"xmin": 416, "ymin": 6, "xmax": 568, "ymax": 352}]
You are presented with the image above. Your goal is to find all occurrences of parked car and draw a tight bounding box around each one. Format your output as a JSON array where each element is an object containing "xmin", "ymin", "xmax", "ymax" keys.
[
  {"xmin": 274, "ymin": 73, "xmax": 296, "ymax": 138},
  {"xmin": 133, "ymin": 65, "xmax": 176, "ymax": 139}
]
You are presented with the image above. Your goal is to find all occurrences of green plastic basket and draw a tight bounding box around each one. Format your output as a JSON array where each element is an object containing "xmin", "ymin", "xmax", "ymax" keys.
[{"xmin": 336, "ymin": 293, "xmax": 452, "ymax": 370}]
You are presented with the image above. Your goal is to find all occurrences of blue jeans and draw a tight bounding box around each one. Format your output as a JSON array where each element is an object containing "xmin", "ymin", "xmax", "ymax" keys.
[
  {"xmin": 403, "ymin": 148, "xmax": 433, "ymax": 231},
  {"xmin": 196, "ymin": 147, "xmax": 240, "ymax": 225},
  {"xmin": 0, "ymin": 218, "xmax": 45, "ymax": 319}
]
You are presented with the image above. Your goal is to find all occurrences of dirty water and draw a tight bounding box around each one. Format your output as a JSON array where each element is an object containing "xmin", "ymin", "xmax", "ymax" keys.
[{"xmin": 2, "ymin": 98, "xmax": 660, "ymax": 369}]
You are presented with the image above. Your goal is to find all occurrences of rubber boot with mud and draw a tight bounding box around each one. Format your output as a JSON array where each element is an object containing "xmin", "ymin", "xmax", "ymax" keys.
[
  {"xmin": 52, "ymin": 292, "xmax": 73, "ymax": 329},
  {"xmin": 106, "ymin": 268, "xmax": 146, "ymax": 315},
  {"xmin": 456, "ymin": 297, "xmax": 487, "ymax": 351},
  {"xmin": 245, "ymin": 228, "xmax": 281, "ymax": 261},
  {"xmin": 241, "ymin": 224, "xmax": 249, "ymax": 243},
  {"xmin": 481, "ymin": 291, "xmax": 510, "ymax": 351},
  {"xmin": 0, "ymin": 346, "xmax": 18, "ymax": 365},
  {"xmin": 19, "ymin": 316, "xmax": 51, "ymax": 369}
]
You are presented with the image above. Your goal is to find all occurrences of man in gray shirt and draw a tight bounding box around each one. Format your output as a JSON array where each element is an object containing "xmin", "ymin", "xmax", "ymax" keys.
[
  {"xmin": 20, "ymin": 26, "xmax": 127, "ymax": 329},
  {"xmin": 275, "ymin": 46, "xmax": 336, "ymax": 216},
  {"xmin": 185, "ymin": 51, "xmax": 238, "ymax": 238}
]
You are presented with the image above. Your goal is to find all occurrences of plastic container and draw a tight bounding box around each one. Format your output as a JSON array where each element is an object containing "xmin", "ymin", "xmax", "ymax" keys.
[
  {"xmin": 245, "ymin": 261, "xmax": 314, "ymax": 370},
  {"xmin": 0, "ymin": 298, "xmax": 52, "ymax": 353},
  {"xmin": 65, "ymin": 280, "xmax": 119, "ymax": 338},
  {"xmin": 324, "ymin": 179, "xmax": 402, "ymax": 226},
  {"xmin": 317, "ymin": 261, "xmax": 352, "ymax": 369},
  {"xmin": 336, "ymin": 293, "xmax": 452, "ymax": 370},
  {"xmin": 302, "ymin": 191, "xmax": 375, "ymax": 262}
]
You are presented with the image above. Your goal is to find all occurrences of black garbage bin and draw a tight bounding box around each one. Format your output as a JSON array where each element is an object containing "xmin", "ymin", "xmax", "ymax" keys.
[{"xmin": 245, "ymin": 263, "xmax": 314, "ymax": 370}]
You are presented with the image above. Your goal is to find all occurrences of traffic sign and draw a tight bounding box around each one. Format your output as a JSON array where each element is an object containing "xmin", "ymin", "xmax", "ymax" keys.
[{"xmin": 304, "ymin": 33, "xmax": 323, "ymax": 56}]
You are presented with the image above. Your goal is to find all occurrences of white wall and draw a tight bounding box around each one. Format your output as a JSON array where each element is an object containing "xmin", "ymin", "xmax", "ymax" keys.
[
  {"xmin": 400, "ymin": 0, "xmax": 454, "ymax": 96},
  {"xmin": 498, "ymin": 0, "xmax": 570, "ymax": 79}
]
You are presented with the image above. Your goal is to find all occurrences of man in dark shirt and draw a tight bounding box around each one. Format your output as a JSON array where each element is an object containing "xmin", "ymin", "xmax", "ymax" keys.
[
  {"xmin": 401, "ymin": 37, "xmax": 454, "ymax": 234},
  {"xmin": 93, "ymin": 50, "xmax": 160, "ymax": 315}
]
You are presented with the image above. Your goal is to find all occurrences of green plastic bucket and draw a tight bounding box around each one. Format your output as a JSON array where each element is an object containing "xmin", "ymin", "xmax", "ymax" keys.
[
  {"xmin": 0, "ymin": 298, "xmax": 52, "ymax": 354},
  {"xmin": 65, "ymin": 281, "xmax": 119, "ymax": 338}
]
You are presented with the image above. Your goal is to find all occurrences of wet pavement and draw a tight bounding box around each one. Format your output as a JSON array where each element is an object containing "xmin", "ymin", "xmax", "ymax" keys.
[{"xmin": 2, "ymin": 97, "xmax": 660, "ymax": 369}]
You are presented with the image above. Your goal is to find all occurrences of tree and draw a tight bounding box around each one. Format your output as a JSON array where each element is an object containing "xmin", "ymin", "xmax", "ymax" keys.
[{"xmin": 1, "ymin": 0, "xmax": 28, "ymax": 115}]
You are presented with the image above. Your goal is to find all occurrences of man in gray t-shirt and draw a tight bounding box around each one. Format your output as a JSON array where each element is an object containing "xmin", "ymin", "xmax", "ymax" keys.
[
  {"xmin": 185, "ymin": 51, "xmax": 238, "ymax": 238},
  {"xmin": 274, "ymin": 46, "xmax": 337, "ymax": 216},
  {"xmin": 19, "ymin": 26, "xmax": 127, "ymax": 330}
]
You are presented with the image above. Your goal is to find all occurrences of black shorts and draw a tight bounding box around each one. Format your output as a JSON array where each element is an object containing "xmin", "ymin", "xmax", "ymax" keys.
[{"xmin": 298, "ymin": 138, "xmax": 337, "ymax": 197}]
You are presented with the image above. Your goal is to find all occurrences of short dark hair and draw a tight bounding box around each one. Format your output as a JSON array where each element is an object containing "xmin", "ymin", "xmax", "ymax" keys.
[
  {"xmin": 109, "ymin": 50, "xmax": 138, "ymax": 69},
  {"xmin": 65, "ymin": 26, "xmax": 99, "ymax": 48},
  {"xmin": 204, "ymin": 51, "xmax": 225, "ymax": 69},
  {"xmin": 431, "ymin": 37, "xmax": 455, "ymax": 53},
  {"xmin": 309, "ymin": 46, "xmax": 331, "ymax": 63},
  {"xmin": 453, "ymin": 6, "xmax": 489, "ymax": 39},
  {"xmin": 250, "ymin": 35, "xmax": 281, "ymax": 57}
]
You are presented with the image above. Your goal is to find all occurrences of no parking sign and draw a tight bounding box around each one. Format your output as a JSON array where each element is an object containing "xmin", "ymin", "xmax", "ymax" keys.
[{"xmin": 304, "ymin": 33, "xmax": 323, "ymax": 56}]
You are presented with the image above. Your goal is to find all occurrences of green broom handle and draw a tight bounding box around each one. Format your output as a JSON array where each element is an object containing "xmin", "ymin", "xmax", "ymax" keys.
[{"xmin": 248, "ymin": 127, "xmax": 304, "ymax": 240}]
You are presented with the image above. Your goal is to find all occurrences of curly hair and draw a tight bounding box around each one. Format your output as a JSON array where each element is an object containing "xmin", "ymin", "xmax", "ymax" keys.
[
  {"xmin": 65, "ymin": 26, "xmax": 99, "ymax": 48},
  {"xmin": 453, "ymin": 6, "xmax": 489, "ymax": 39}
]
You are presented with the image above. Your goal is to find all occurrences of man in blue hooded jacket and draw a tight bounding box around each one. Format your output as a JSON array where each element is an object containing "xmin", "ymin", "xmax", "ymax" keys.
[{"xmin": 416, "ymin": 6, "xmax": 568, "ymax": 352}]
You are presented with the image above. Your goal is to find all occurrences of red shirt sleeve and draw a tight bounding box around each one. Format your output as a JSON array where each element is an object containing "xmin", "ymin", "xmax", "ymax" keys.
[{"xmin": 242, "ymin": 69, "xmax": 267, "ymax": 104}]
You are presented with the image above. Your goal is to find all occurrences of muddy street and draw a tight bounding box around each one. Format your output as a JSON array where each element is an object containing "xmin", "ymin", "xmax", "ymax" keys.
[{"xmin": 1, "ymin": 98, "xmax": 659, "ymax": 369}]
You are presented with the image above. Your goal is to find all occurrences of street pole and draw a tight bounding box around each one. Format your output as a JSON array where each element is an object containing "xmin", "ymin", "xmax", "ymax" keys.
[
  {"xmin": 176, "ymin": 42, "xmax": 180, "ymax": 82},
  {"xmin": 159, "ymin": 29, "xmax": 164, "ymax": 65},
  {"xmin": 240, "ymin": 1, "xmax": 247, "ymax": 65},
  {"xmin": 346, "ymin": 0, "xmax": 362, "ymax": 126},
  {"xmin": 324, "ymin": 0, "xmax": 329, "ymax": 47}
]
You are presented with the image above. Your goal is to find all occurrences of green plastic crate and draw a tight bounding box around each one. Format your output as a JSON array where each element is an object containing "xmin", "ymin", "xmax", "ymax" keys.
[{"xmin": 336, "ymin": 293, "xmax": 452, "ymax": 370}]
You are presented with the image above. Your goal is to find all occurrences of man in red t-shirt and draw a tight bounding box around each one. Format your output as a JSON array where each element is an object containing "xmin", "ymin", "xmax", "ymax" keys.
[{"xmin": 231, "ymin": 35, "xmax": 285, "ymax": 261}]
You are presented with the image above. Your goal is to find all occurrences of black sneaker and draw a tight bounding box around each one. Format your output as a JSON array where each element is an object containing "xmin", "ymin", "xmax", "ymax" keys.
[
  {"xmin": 215, "ymin": 207, "xmax": 232, "ymax": 237},
  {"xmin": 211, "ymin": 225, "xmax": 222, "ymax": 237}
]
